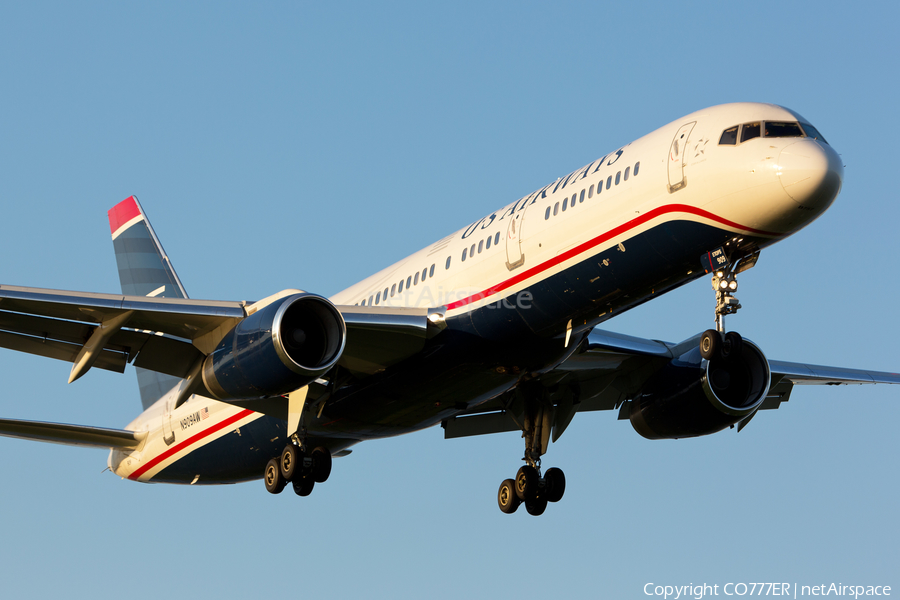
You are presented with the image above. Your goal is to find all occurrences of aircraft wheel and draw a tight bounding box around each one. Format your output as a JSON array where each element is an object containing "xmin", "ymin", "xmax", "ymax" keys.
[
  {"xmin": 311, "ymin": 447, "xmax": 332, "ymax": 483},
  {"xmin": 280, "ymin": 444, "xmax": 301, "ymax": 481},
  {"xmin": 515, "ymin": 465, "xmax": 539, "ymax": 501},
  {"xmin": 264, "ymin": 458, "xmax": 287, "ymax": 494},
  {"xmin": 292, "ymin": 475, "xmax": 315, "ymax": 497},
  {"xmin": 498, "ymin": 479, "xmax": 520, "ymax": 514},
  {"xmin": 544, "ymin": 467, "xmax": 566, "ymax": 503},
  {"xmin": 525, "ymin": 496, "xmax": 548, "ymax": 516},
  {"xmin": 700, "ymin": 329, "xmax": 719, "ymax": 360},
  {"xmin": 723, "ymin": 331, "xmax": 743, "ymax": 360}
]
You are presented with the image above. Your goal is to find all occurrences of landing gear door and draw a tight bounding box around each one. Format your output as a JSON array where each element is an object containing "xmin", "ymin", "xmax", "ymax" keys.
[
  {"xmin": 667, "ymin": 121, "xmax": 695, "ymax": 193},
  {"xmin": 505, "ymin": 202, "xmax": 529, "ymax": 271}
]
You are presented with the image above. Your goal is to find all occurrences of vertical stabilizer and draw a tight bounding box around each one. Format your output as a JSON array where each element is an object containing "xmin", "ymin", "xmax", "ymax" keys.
[{"xmin": 108, "ymin": 196, "xmax": 188, "ymax": 410}]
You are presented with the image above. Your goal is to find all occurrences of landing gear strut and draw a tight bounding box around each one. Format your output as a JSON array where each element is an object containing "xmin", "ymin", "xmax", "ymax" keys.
[
  {"xmin": 700, "ymin": 250, "xmax": 758, "ymax": 360},
  {"xmin": 263, "ymin": 386, "xmax": 334, "ymax": 497},
  {"xmin": 496, "ymin": 381, "xmax": 566, "ymax": 516}
]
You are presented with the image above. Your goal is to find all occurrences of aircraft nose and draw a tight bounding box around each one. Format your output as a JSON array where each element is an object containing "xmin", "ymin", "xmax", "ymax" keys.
[{"xmin": 777, "ymin": 139, "xmax": 843, "ymax": 209}]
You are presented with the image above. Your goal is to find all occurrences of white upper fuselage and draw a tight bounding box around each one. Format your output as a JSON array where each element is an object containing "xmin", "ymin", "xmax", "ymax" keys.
[{"xmin": 331, "ymin": 102, "xmax": 842, "ymax": 318}]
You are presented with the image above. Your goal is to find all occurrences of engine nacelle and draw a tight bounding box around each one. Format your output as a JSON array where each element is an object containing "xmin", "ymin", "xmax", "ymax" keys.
[
  {"xmin": 629, "ymin": 338, "xmax": 770, "ymax": 439},
  {"xmin": 201, "ymin": 293, "xmax": 346, "ymax": 400}
]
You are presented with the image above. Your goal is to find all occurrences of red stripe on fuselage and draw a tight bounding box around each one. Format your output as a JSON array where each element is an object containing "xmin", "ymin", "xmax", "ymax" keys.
[
  {"xmin": 128, "ymin": 409, "xmax": 256, "ymax": 481},
  {"xmin": 445, "ymin": 204, "xmax": 778, "ymax": 311},
  {"xmin": 108, "ymin": 196, "xmax": 142, "ymax": 236}
]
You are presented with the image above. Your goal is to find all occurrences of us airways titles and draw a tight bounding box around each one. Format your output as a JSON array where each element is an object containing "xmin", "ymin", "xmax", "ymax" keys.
[{"xmin": 460, "ymin": 145, "xmax": 629, "ymax": 240}]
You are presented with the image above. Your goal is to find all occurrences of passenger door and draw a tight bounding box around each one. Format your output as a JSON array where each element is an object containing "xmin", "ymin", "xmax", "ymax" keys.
[
  {"xmin": 667, "ymin": 122, "xmax": 696, "ymax": 193},
  {"xmin": 505, "ymin": 202, "xmax": 529, "ymax": 270}
]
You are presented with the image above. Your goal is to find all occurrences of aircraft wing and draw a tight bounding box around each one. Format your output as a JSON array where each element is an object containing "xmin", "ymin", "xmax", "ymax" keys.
[
  {"xmin": 0, "ymin": 417, "xmax": 144, "ymax": 449},
  {"xmin": 442, "ymin": 328, "xmax": 899, "ymax": 440},
  {"xmin": 0, "ymin": 284, "xmax": 435, "ymax": 386}
]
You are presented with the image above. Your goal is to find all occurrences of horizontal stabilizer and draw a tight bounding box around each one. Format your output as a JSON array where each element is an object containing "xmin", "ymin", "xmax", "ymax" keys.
[{"xmin": 0, "ymin": 417, "xmax": 144, "ymax": 449}]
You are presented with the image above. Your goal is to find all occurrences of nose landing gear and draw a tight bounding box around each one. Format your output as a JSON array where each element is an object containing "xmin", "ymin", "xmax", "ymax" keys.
[{"xmin": 700, "ymin": 249, "xmax": 758, "ymax": 359}]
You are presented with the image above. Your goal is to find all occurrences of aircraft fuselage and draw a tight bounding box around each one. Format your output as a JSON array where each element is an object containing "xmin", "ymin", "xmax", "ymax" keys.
[{"xmin": 110, "ymin": 102, "xmax": 844, "ymax": 484}]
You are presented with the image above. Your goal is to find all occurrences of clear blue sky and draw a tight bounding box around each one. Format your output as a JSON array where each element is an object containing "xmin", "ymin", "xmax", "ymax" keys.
[{"xmin": 0, "ymin": 2, "xmax": 897, "ymax": 598}]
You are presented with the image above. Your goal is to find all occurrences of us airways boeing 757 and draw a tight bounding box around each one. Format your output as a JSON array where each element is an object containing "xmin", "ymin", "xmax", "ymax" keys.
[{"xmin": 1, "ymin": 102, "xmax": 897, "ymax": 516}]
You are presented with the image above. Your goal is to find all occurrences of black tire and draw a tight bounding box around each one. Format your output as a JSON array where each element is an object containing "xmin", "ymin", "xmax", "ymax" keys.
[
  {"xmin": 264, "ymin": 458, "xmax": 287, "ymax": 494},
  {"xmin": 498, "ymin": 479, "xmax": 520, "ymax": 514},
  {"xmin": 525, "ymin": 496, "xmax": 548, "ymax": 516},
  {"xmin": 292, "ymin": 475, "xmax": 315, "ymax": 497},
  {"xmin": 280, "ymin": 444, "xmax": 301, "ymax": 481},
  {"xmin": 544, "ymin": 467, "xmax": 566, "ymax": 503},
  {"xmin": 724, "ymin": 331, "xmax": 743, "ymax": 359},
  {"xmin": 311, "ymin": 446, "xmax": 332, "ymax": 483},
  {"xmin": 700, "ymin": 329, "xmax": 719, "ymax": 360},
  {"xmin": 515, "ymin": 465, "xmax": 539, "ymax": 501}
]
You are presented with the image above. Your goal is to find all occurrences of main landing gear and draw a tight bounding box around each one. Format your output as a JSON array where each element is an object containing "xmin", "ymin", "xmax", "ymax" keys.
[
  {"xmin": 264, "ymin": 385, "xmax": 334, "ymax": 497},
  {"xmin": 497, "ymin": 381, "xmax": 566, "ymax": 516},
  {"xmin": 264, "ymin": 442, "xmax": 332, "ymax": 496}
]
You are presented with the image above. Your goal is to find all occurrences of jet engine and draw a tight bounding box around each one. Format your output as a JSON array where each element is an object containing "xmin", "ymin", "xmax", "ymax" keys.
[
  {"xmin": 629, "ymin": 337, "xmax": 770, "ymax": 439},
  {"xmin": 201, "ymin": 293, "xmax": 346, "ymax": 400}
]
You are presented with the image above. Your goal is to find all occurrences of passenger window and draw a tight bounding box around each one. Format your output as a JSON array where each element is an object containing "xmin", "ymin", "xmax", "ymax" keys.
[
  {"xmin": 606, "ymin": 176, "xmax": 612, "ymax": 190},
  {"xmin": 579, "ymin": 189, "xmax": 585, "ymax": 203},
  {"xmin": 553, "ymin": 202, "xmax": 559, "ymax": 216},
  {"xmin": 799, "ymin": 122, "xmax": 828, "ymax": 144},
  {"xmin": 478, "ymin": 240, "xmax": 483, "ymax": 253},
  {"xmin": 571, "ymin": 193, "xmax": 577, "ymax": 206},
  {"xmin": 398, "ymin": 280, "xmax": 403, "ymax": 293},
  {"xmin": 545, "ymin": 207, "xmax": 550, "ymax": 220},
  {"xmin": 423, "ymin": 267, "xmax": 428, "ymax": 280},
  {"xmin": 361, "ymin": 299, "xmax": 366, "ymax": 306},
  {"xmin": 624, "ymin": 166, "xmax": 630, "ymax": 181},
  {"xmin": 429, "ymin": 264, "xmax": 434, "ymax": 277},
  {"xmin": 368, "ymin": 295, "xmax": 374, "ymax": 305},
  {"xmin": 588, "ymin": 184, "xmax": 594, "ymax": 198},
  {"xmin": 494, "ymin": 232, "xmax": 500, "ymax": 246},
  {"xmin": 375, "ymin": 292, "xmax": 381, "ymax": 305},
  {"xmin": 634, "ymin": 162, "xmax": 640, "ymax": 176},
  {"xmin": 470, "ymin": 244, "xmax": 475, "ymax": 257},
  {"xmin": 406, "ymin": 276, "xmax": 411, "ymax": 288},
  {"xmin": 719, "ymin": 126, "xmax": 738, "ymax": 145},
  {"xmin": 486, "ymin": 235, "xmax": 491, "ymax": 249},
  {"xmin": 445, "ymin": 257, "xmax": 451, "ymax": 270},
  {"xmin": 391, "ymin": 284, "xmax": 396, "ymax": 297},
  {"xmin": 383, "ymin": 288, "xmax": 388, "ymax": 301},
  {"xmin": 615, "ymin": 171, "xmax": 621, "ymax": 185},
  {"xmin": 562, "ymin": 198, "xmax": 567, "ymax": 212},
  {"xmin": 740, "ymin": 122, "xmax": 761, "ymax": 142},
  {"xmin": 414, "ymin": 272, "xmax": 419, "ymax": 285},
  {"xmin": 462, "ymin": 248, "xmax": 467, "ymax": 261}
]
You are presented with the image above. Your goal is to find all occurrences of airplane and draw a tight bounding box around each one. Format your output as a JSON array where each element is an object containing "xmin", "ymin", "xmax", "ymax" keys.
[{"xmin": 0, "ymin": 102, "xmax": 897, "ymax": 516}]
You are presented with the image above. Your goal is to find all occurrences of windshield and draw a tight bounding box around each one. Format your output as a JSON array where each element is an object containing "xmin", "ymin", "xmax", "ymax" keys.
[
  {"xmin": 764, "ymin": 122, "xmax": 804, "ymax": 138},
  {"xmin": 799, "ymin": 122, "xmax": 829, "ymax": 145}
]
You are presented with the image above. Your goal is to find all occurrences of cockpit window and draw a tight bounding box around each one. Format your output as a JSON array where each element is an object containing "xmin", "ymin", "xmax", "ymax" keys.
[
  {"xmin": 764, "ymin": 121, "xmax": 804, "ymax": 138},
  {"xmin": 719, "ymin": 126, "xmax": 738, "ymax": 145},
  {"xmin": 740, "ymin": 122, "xmax": 761, "ymax": 142},
  {"xmin": 799, "ymin": 122, "xmax": 829, "ymax": 145}
]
